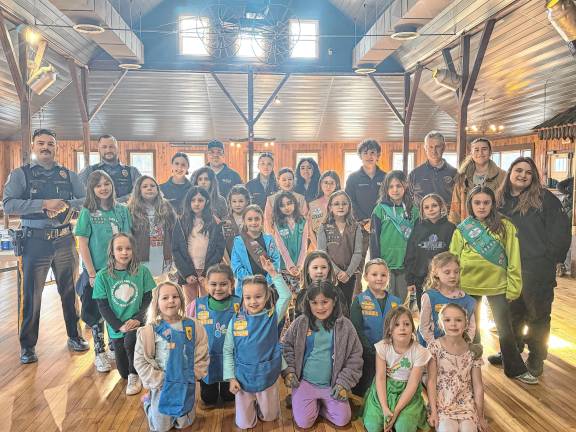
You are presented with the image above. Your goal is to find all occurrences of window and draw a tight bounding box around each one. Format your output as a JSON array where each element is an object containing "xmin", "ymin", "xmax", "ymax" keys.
[
  {"xmin": 76, "ymin": 151, "xmax": 100, "ymax": 172},
  {"xmin": 130, "ymin": 152, "xmax": 155, "ymax": 177},
  {"xmin": 290, "ymin": 20, "xmax": 318, "ymax": 58},
  {"xmin": 237, "ymin": 33, "xmax": 264, "ymax": 58},
  {"xmin": 179, "ymin": 16, "xmax": 209, "ymax": 56},
  {"xmin": 392, "ymin": 152, "xmax": 415, "ymax": 172},
  {"xmin": 180, "ymin": 153, "xmax": 206, "ymax": 178},
  {"xmin": 295, "ymin": 152, "xmax": 318, "ymax": 166},
  {"xmin": 344, "ymin": 151, "xmax": 362, "ymax": 184},
  {"xmin": 491, "ymin": 149, "xmax": 532, "ymax": 171},
  {"xmin": 443, "ymin": 152, "xmax": 458, "ymax": 168}
]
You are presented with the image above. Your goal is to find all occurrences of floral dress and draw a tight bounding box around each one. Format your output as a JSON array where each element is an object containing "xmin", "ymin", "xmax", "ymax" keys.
[{"xmin": 429, "ymin": 339, "xmax": 483, "ymax": 423}]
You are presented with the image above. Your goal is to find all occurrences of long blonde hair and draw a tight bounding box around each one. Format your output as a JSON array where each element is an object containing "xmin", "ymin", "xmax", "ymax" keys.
[
  {"xmin": 147, "ymin": 281, "xmax": 187, "ymax": 325},
  {"xmin": 128, "ymin": 175, "xmax": 175, "ymax": 234},
  {"xmin": 106, "ymin": 232, "xmax": 139, "ymax": 277},
  {"xmin": 424, "ymin": 251, "xmax": 460, "ymax": 291}
]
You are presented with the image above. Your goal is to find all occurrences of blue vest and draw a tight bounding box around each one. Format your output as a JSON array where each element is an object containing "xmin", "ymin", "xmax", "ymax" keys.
[
  {"xmin": 417, "ymin": 289, "xmax": 477, "ymax": 347},
  {"xmin": 92, "ymin": 162, "xmax": 133, "ymax": 197},
  {"xmin": 356, "ymin": 290, "xmax": 402, "ymax": 346},
  {"xmin": 232, "ymin": 309, "xmax": 282, "ymax": 393},
  {"xmin": 155, "ymin": 319, "xmax": 196, "ymax": 417},
  {"xmin": 22, "ymin": 164, "xmax": 73, "ymax": 220},
  {"xmin": 195, "ymin": 295, "xmax": 240, "ymax": 384}
]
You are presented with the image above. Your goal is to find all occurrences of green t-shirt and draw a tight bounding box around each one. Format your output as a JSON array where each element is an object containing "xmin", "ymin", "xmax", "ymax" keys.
[
  {"xmin": 74, "ymin": 204, "xmax": 132, "ymax": 271},
  {"xmin": 92, "ymin": 265, "xmax": 156, "ymax": 339},
  {"xmin": 302, "ymin": 322, "xmax": 333, "ymax": 387}
]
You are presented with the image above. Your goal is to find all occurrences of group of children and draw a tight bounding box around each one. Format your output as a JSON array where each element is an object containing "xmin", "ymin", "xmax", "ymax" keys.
[{"xmin": 73, "ymin": 147, "xmax": 539, "ymax": 432}]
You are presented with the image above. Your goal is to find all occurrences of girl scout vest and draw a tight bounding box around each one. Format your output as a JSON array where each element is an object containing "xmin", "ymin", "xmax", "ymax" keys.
[
  {"xmin": 322, "ymin": 223, "xmax": 357, "ymax": 271},
  {"xmin": 232, "ymin": 309, "xmax": 282, "ymax": 393},
  {"xmin": 155, "ymin": 319, "xmax": 196, "ymax": 417},
  {"xmin": 417, "ymin": 289, "xmax": 477, "ymax": 347},
  {"xmin": 356, "ymin": 289, "xmax": 401, "ymax": 345},
  {"xmin": 195, "ymin": 295, "xmax": 241, "ymax": 384}
]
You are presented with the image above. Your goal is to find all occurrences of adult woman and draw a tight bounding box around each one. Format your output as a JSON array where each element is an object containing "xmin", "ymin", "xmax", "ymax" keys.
[
  {"xmin": 246, "ymin": 152, "xmax": 278, "ymax": 209},
  {"xmin": 294, "ymin": 158, "xmax": 321, "ymax": 203},
  {"xmin": 497, "ymin": 157, "xmax": 570, "ymax": 377},
  {"xmin": 308, "ymin": 171, "xmax": 340, "ymax": 233},
  {"xmin": 160, "ymin": 152, "xmax": 191, "ymax": 215},
  {"xmin": 449, "ymin": 138, "xmax": 506, "ymax": 224}
]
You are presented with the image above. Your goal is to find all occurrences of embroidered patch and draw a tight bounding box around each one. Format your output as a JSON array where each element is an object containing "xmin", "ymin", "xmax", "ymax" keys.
[
  {"xmin": 361, "ymin": 299, "xmax": 375, "ymax": 311},
  {"xmin": 59, "ymin": 170, "xmax": 67, "ymax": 179},
  {"xmin": 391, "ymin": 302, "xmax": 398, "ymax": 309},
  {"xmin": 361, "ymin": 310, "xmax": 379, "ymax": 317},
  {"xmin": 435, "ymin": 304, "xmax": 444, "ymax": 313},
  {"xmin": 185, "ymin": 326, "xmax": 193, "ymax": 340}
]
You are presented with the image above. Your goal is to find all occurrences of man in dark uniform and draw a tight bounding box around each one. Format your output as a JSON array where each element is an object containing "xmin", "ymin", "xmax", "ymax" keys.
[
  {"xmin": 408, "ymin": 131, "xmax": 457, "ymax": 207},
  {"xmin": 3, "ymin": 128, "xmax": 89, "ymax": 364},
  {"xmin": 206, "ymin": 139, "xmax": 242, "ymax": 199},
  {"xmin": 79, "ymin": 134, "xmax": 141, "ymax": 202}
]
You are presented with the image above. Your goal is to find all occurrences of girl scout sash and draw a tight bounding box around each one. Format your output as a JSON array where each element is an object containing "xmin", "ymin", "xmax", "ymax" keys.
[
  {"xmin": 380, "ymin": 203, "xmax": 414, "ymax": 241},
  {"xmin": 457, "ymin": 217, "xmax": 508, "ymax": 268},
  {"xmin": 240, "ymin": 231, "xmax": 269, "ymax": 274}
]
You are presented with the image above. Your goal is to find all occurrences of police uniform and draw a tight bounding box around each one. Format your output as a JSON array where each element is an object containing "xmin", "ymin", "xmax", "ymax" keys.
[
  {"xmin": 79, "ymin": 161, "xmax": 141, "ymax": 201},
  {"xmin": 3, "ymin": 161, "xmax": 87, "ymax": 355}
]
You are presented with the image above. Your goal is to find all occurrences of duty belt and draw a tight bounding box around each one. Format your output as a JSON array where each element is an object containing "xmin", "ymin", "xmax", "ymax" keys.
[{"xmin": 25, "ymin": 225, "xmax": 72, "ymax": 241}]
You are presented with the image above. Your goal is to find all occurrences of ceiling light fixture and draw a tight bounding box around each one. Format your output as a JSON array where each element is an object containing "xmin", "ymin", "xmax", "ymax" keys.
[
  {"xmin": 118, "ymin": 62, "xmax": 142, "ymax": 70},
  {"xmin": 354, "ymin": 63, "xmax": 377, "ymax": 75},
  {"xmin": 72, "ymin": 23, "xmax": 105, "ymax": 35},
  {"xmin": 433, "ymin": 68, "xmax": 461, "ymax": 92},
  {"xmin": 390, "ymin": 24, "xmax": 420, "ymax": 41},
  {"xmin": 547, "ymin": 0, "xmax": 576, "ymax": 56}
]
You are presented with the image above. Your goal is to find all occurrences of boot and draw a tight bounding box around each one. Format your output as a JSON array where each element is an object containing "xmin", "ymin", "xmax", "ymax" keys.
[{"xmin": 92, "ymin": 323, "xmax": 111, "ymax": 373}]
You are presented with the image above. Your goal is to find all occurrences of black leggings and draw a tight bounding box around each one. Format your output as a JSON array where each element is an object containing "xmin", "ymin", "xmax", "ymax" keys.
[
  {"xmin": 111, "ymin": 330, "xmax": 138, "ymax": 379},
  {"xmin": 200, "ymin": 380, "xmax": 235, "ymax": 405},
  {"xmin": 337, "ymin": 275, "xmax": 357, "ymax": 316}
]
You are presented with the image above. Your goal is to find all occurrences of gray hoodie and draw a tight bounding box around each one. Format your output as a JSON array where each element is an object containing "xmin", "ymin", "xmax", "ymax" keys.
[{"xmin": 282, "ymin": 315, "xmax": 363, "ymax": 390}]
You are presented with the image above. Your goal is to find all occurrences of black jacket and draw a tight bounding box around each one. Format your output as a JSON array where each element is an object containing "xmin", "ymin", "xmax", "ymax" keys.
[
  {"xmin": 404, "ymin": 216, "xmax": 456, "ymax": 285},
  {"xmin": 499, "ymin": 189, "xmax": 570, "ymax": 270},
  {"xmin": 345, "ymin": 166, "xmax": 386, "ymax": 222},
  {"xmin": 171, "ymin": 217, "xmax": 225, "ymax": 280},
  {"xmin": 246, "ymin": 175, "xmax": 278, "ymax": 209}
]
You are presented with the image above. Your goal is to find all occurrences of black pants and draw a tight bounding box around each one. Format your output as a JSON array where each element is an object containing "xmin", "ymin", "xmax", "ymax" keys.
[
  {"xmin": 352, "ymin": 350, "xmax": 375, "ymax": 397},
  {"xmin": 111, "ymin": 330, "xmax": 138, "ymax": 379},
  {"xmin": 200, "ymin": 380, "xmax": 235, "ymax": 405},
  {"xmin": 18, "ymin": 234, "xmax": 80, "ymax": 349},
  {"xmin": 472, "ymin": 294, "xmax": 527, "ymax": 377},
  {"xmin": 338, "ymin": 274, "xmax": 357, "ymax": 316},
  {"xmin": 77, "ymin": 269, "xmax": 102, "ymax": 327},
  {"xmin": 413, "ymin": 276, "xmax": 427, "ymax": 311},
  {"xmin": 509, "ymin": 268, "xmax": 556, "ymax": 363}
]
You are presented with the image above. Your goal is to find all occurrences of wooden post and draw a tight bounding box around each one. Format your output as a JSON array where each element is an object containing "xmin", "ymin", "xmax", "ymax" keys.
[
  {"xmin": 68, "ymin": 60, "xmax": 91, "ymax": 168},
  {"xmin": 247, "ymin": 69, "xmax": 254, "ymax": 181},
  {"xmin": 402, "ymin": 66, "xmax": 422, "ymax": 175},
  {"xmin": 456, "ymin": 33, "xmax": 470, "ymax": 164}
]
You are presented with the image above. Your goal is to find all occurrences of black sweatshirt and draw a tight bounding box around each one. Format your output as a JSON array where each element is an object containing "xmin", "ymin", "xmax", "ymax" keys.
[{"xmin": 404, "ymin": 216, "xmax": 456, "ymax": 285}]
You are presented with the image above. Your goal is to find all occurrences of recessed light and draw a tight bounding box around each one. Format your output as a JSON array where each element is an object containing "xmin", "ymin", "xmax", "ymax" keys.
[
  {"xmin": 73, "ymin": 23, "xmax": 105, "ymax": 35},
  {"xmin": 118, "ymin": 62, "xmax": 142, "ymax": 70},
  {"xmin": 390, "ymin": 24, "xmax": 420, "ymax": 41}
]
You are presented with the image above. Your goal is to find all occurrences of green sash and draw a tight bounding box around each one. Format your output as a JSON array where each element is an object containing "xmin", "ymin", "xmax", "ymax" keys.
[
  {"xmin": 380, "ymin": 204, "xmax": 414, "ymax": 241},
  {"xmin": 457, "ymin": 217, "xmax": 508, "ymax": 268}
]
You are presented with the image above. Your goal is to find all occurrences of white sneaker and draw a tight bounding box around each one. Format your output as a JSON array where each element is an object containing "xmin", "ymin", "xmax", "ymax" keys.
[
  {"xmin": 94, "ymin": 352, "xmax": 111, "ymax": 373},
  {"xmin": 126, "ymin": 373, "xmax": 142, "ymax": 395},
  {"xmin": 106, "ymin": 349, "xmax": 115, "ymax": 362}
]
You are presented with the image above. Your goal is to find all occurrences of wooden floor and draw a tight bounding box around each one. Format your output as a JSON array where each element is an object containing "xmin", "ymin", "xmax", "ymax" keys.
[{"xmin": 1, "ymin": 267, "xmax": 576, "ymax": 432}]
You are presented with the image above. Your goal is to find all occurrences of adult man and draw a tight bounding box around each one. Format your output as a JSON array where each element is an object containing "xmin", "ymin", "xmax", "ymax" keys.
[
  {"xmin": 3, "ymin": 128, "xmax": 89, "ymax": 364},
  {"xmin": 408, "ymin": 131, "xmax": 457, "ymax": 207},
  {"xmin": 206, "ymin": 139, "xmax": 242, "ymax": 199},
  {"xmin": 79, "ymin": 134, "xmax": 141, "ymax": 202}
]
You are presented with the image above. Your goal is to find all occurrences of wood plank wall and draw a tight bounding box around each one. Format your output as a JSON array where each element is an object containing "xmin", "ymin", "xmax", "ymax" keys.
[{"xmin": 0, "ymin": 134, "xmax": 573, "ymax": 196}]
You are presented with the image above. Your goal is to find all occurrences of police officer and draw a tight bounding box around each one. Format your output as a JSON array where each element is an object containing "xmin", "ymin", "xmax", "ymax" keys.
[
  {"xmin": 407, "ymin": 131, "xmax": 457, "ymax": 207},
  {"xmin": 3, "ymin": 128, "xmax": 89, "ymax": 364},
  {"xmin": 206, "ymin": 139, "xmax": 242, "ymax": 199},
  {"xmin": 79, "ymin": 134, "xmax": 141, "ymax": 202}
]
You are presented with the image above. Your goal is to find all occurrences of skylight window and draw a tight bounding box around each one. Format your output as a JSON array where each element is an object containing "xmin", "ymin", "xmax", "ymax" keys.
[
  {"xmin": 179, "ymin": 16, "xmax": 209, "ymax": 56},
  {"xmin": 237, "ymin": 33, "xmax": 264, "ymax": 58},
  {"xmin": 290, "ymin": 20, "xmax": 318, "ymax": 58}
]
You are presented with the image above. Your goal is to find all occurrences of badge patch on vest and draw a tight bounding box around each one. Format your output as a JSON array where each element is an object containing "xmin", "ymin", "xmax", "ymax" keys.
[
  {"xmin": 391, "ymin": 302, "xmax": 398, "ymax": 309},
  {"xmin": 185, "ymin": 326, "xmax": 193, "ymax": 341},
  {"xmin": 361, "ymin": 298, "xmax": 379, "ymax": 316},
  {"xmin": 233, "ymin": 317, "xmax": 248, "ymax": 337},
  {"xmin": 197, "ymin": 310, "xmax": 213, "ymax": 325},
  {"xmin": 435, "ymin": 304, "xmax": 444, "ymax": 313}
]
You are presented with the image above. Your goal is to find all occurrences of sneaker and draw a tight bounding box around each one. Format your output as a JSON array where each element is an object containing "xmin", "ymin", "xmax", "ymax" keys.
[
  {"xmin": 487, "ymin": 352, "xmax": 503, "ymax": 366},
  {"xmin": 106, "ymin": 349, "xmax": 115, "ymax": 362},
  {"xmin": 556, "ymin": 263, "xmax": 567, "ymax": 277},
  {"xmin": 527, "ymin": 356, "xmax": 544, "ymax": 377},
  {"xmin": 67, "ymin": 336, "xmax": 90, "ymax": 352},
  {"xmin": 20, "ymin": 347, "xmax": 38, "ymax": 364},
  {"xmin": 126, "ymin": 373, "xmax": 142, "ymax": 395},
  {"xmin": 514, "ymin": 371, "xmax": 539, "ymax": 385},
  {"xmin": 94, "ymin": 352, "xmax": 111, "ymax": 373}
]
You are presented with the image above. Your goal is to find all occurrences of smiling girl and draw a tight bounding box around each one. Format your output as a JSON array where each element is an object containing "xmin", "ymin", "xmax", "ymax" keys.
[
  {"xmin": 160, "ymin": 152, "xmax": 192, "ymax": 215},
  {"xmin": 264, "ymin": 167, "xmax": 308, "ymax": 233}
]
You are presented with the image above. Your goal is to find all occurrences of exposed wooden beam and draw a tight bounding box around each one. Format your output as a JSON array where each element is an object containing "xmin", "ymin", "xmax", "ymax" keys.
[
  {"xmin": 68, "ymin": 59, "xmax": 91, "ymax": 167},
  {"xmin": 405, "ymin": 66, "xmax": 422, "ymax": 127},
  {"xmin": 247, "ymin": 69, "xmax": 255, "ymax": 181},
  {"xmin": 401, "ymin": 66, "xmax": 423, "ymax": 175},
  {"xmin": 253, "ymin": 73, "xmax": 290, "ymax": 125},
  {"xmin": 89, "ymin": 70, "xmax": 128, "ymax": 122},
  {"xmin": 442, "ymin": 48, "xmax": 460, "ymax": 101},
  {"xmin": 0, "ymin": 11, "xmax": 27, "ymax": 103},
  {"xmin": 210, "ymin": 72, "xmax": 249, "ymax": 125},
  {"xmin": 369, "ymin": 74, "xmax": 405, "ymax": 126},
  {"xmin": 457, "ymin": 33, "xmax": 471, "ymax": 164},
  {"xmin": 18, "ymin": 29, "xmax": 31, "ymax": 164}
]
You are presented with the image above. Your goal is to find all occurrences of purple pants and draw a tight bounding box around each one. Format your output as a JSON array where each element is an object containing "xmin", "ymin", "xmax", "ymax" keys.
[
  {"xmin": 234, "ymin": 383, "xmax": 279, "ymax": 429},
  {"xmin": 292, "ymin": 379, "xmax": 351, "ymax": 428}
]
